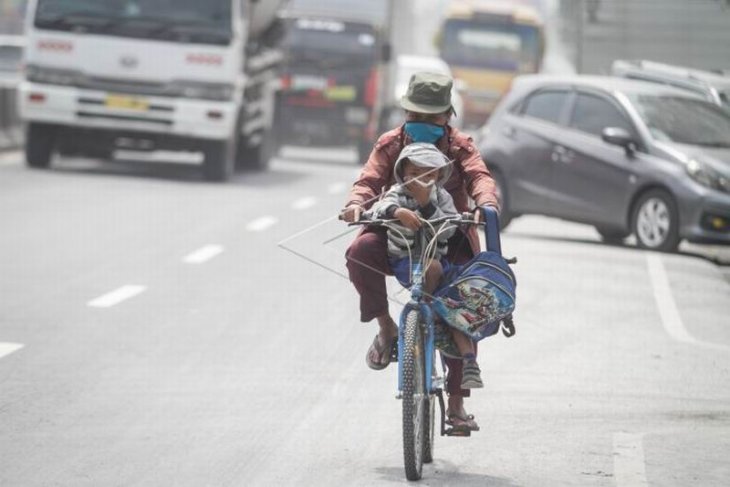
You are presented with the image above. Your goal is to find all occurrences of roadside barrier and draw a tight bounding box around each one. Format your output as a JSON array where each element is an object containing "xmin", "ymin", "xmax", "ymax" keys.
[{"xmin": 0, "ymin": 79, "xmax": 22, "ymax": 151}]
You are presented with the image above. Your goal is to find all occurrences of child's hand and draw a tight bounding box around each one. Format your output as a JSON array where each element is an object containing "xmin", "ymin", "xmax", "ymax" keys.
[{"xmin": 394, "ymin": 208, "xmax": 422, "ymax": 231}]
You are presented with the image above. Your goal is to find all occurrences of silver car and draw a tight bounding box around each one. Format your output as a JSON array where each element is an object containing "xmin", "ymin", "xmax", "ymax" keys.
[{"xmin": 478, "ymin": 75, "xmax": 730, "ymax": 251}]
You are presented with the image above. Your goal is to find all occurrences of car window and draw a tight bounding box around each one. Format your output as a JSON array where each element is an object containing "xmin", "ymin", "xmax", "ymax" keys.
[
  {"xmin": 521, "ymin": 90, "xmax": 570, "ymax": 124},
  {"xmin": 570, "ymin": 93, "xmax": 634, "ymax": 137}
]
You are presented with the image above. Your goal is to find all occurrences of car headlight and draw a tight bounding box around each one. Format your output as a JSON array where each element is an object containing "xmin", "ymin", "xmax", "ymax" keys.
[
  {"xmin": 25, "ymin": 64, "xmax": 81, "ymax": 86},
  {"xmin": 169, "ymin": 80, "xmax": 234, "ymax": 101},
  {"xmin": 686, "ymin": 159, "xmax": 730, "ymax": 194}
]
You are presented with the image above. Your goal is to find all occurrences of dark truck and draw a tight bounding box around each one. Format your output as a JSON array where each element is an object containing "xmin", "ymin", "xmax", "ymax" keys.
[{"xmin": 272, "ymin": 14, "xmax": 386, "ymax": 162}]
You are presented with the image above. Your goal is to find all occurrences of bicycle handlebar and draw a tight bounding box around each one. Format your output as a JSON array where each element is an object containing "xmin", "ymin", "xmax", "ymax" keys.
[{"xmin": 347, "ymin": 213, "xmax": 484, "ymax": 228}]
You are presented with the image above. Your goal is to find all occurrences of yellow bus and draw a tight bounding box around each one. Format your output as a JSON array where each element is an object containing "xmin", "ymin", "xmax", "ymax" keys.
[{"xmin": 437, "ymin": 0, "xmax": 545, "ymax": 126}]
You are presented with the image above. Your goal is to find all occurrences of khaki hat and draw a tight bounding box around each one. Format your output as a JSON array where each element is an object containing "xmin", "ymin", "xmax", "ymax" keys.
[{"xmin": 400, "ymin": 72, "xmax": 454, "ymax": 114}]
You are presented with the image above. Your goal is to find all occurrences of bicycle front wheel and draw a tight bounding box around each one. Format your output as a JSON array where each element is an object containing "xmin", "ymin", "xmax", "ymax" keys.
[{"xmin": 402, "ymin": 309, "xmax": 427, "ymax": 480}]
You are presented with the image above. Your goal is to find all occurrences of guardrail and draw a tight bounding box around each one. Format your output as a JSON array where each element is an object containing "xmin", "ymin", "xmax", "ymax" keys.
[{"xmin": 0, "ymin": 77, "xmax": 22, "ymax": 151}]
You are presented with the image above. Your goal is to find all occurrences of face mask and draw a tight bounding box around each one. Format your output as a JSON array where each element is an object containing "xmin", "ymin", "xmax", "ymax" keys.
[{"xmin": 404, "ymin": 122, "xmax": 445, "ymax": 144}]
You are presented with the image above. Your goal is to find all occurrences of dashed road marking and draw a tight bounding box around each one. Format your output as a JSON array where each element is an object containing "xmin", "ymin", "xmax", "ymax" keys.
[
  {"xmin": 327, "ymin": 182, "xmax": 348, "ymax": 194},
  {"xmin": 613, "ymin": 432, "xmax": 649, "ymax": 487},
  {"xmin": 0, "ymin": 343, "xmax": 24, "ymax": 359},
  {"xmin": 183, "ymin": 245, "xmax": 224, "ymax": 264},
  {"xmin": 292, "ymin": 196, "xmax": 317, "ymax": 210},
  {"xmin": 88, "ymin": 285, "xmax": 146, "ymax": 308},
  {"xmin": 647, "ymin": 254, "xmax": 730, "ymax": 351},
  {"xmin": 246, "ymin": 216, "xmax": 278, "ymax": 232}
]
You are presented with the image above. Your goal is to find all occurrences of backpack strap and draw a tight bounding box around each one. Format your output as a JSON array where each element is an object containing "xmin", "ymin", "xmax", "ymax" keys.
[{"xmin": 481, "ymin": 206, "xmax": 502, "ymax": 255}]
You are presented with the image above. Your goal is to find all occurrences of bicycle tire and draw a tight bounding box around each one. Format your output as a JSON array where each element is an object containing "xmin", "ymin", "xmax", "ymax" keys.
[{"xmin": 402, "ymin": 309, "xmax": 427, "ymax": 480}]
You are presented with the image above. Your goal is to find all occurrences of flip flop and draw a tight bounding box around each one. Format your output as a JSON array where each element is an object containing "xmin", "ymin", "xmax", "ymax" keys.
[{"xmin": 365, "ymin": 334, "xmax": 397, "ymax": 370}]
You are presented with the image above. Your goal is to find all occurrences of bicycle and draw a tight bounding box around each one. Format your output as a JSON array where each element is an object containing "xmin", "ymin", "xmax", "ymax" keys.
[{"xmin": 350, "ymin": 208, "xmax": 492, "ymax": 480}]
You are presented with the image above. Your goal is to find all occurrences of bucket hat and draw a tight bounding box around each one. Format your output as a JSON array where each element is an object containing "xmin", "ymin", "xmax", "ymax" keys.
[{"xmin": 400, "ymin": 72, "xmax": 454, "ymax": 114}]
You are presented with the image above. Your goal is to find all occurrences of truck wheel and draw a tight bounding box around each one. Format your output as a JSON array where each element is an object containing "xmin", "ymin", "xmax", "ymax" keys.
[
  {"xmin": 202, "ymin": 139, "xmax": 235, "ymax": 182},
  {"xmin": 237, "ymin": 135, "xmax": 273, "ymax": 172},
  {"xmin": 25, "ymin": 123, "xmax": 57, "ymax": 169}
]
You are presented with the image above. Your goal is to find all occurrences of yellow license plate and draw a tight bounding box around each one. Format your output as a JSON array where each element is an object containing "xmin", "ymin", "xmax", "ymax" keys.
[
  {"xmin": 105, "ymin": 94, "xmax": 149, "ymax": 111},
  {"xmin": 324, "ymin": 86, "xmax": 356, "ymax": 102}
]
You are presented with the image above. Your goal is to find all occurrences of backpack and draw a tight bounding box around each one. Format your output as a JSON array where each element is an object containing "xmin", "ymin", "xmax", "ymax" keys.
[{"xmin": 432, "ymin": 207, "xmax": 516, "ymax": 343}]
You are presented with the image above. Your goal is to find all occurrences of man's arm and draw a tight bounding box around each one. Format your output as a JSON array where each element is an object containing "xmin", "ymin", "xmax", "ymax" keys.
[{"xmin": 345, "ymin": 135, "xmax": 397, "ymax": 209}]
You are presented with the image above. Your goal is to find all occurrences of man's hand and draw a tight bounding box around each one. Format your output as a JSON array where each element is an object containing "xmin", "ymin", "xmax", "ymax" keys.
[
  {"xmin": 340, "ymin": 204, "xmax": 363, "ymax": 223},
  {"xmin": 394, "ymin": 208, "xmax": 422, "ymax": 231},
  {"xmin": 473, "ymin": 207, "xmax": 482, "ymax": 225}
]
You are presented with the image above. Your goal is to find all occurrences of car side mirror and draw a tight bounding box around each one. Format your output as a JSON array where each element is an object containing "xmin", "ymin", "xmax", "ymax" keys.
[
  {"xmin": 602, "ymin": 127, "xmax": 637, "ymax": 156},
  {"xmin": 381, "ymin": 43, "xmax": 392, "ymax": 63}
]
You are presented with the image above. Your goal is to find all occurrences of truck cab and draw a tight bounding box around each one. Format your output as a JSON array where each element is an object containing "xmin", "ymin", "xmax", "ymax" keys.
[{"xmin": 19, "ymin": 0, "xmax": 284, "ymax": 181}]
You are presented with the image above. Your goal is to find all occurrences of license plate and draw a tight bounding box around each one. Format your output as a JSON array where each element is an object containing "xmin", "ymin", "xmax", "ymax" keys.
[
  {"xmin": 105, "ymin": 94, "xmax": 149, "ymax": 111},
  {"xmin": 325, "ymin": 85, "xmax": 356, "ymax": 102}
]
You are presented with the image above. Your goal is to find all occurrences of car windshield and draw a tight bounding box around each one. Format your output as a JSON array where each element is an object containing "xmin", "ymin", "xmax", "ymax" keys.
[
  {"xmin": 441, "ymin": 19, "xmax": 540, "ymax": 72},
  {"xmin": 34, "ymin": 0, "xmax": 232, "ymax": 45},
  {"xmin": 630, "ymin": 95, "xmax": 730, "ymax": 147}
]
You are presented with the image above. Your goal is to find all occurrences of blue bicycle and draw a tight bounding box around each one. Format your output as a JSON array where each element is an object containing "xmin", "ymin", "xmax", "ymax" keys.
[{"xmin": 351, "ymin": 210, "xmax": 489, "ymax": 480}]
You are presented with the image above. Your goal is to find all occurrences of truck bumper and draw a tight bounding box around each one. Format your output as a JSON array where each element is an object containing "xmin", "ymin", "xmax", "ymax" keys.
[{"xmin": 18, "ymin": 81, "xmax": 237, "ymax": 141}]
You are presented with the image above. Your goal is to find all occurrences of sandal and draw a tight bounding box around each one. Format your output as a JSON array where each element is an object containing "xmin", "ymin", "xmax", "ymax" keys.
[
  {"xmin": 365, "ymin": 334, "xmax": 398, "ymax": 370},
  {"xmin": 446, "ymin": 411, "xmax": 480, "ymax": 432}
]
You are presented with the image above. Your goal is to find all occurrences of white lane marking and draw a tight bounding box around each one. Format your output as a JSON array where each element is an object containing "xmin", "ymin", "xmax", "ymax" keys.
[
  {"xmin": 183, "ymin": 245, "xmax": 224, "ymax": 264},
  {"xmin": 647, "ymin": 254, "xmax": 730, "ymax": 351},
  {"xmin": 613, "ymin": 432, "xmax": 649, "ymax": 487},
  {"xmin": 0, "ymin": 343, "xmax": 24, "ymax": 359},
  {"xmin": 291, "ymin": 196, "xmax": 317, "ymax": 211},
  {"xmin": 88, "ymin": 285, "xmax": 146, "ymax": 308},
  {"xmin": 327, "ymin": 182, "xmax": 348, "ymax": 194},
  {"xmin": 246, "ymin": 216, "xmax": 278, "ymax": 232}
]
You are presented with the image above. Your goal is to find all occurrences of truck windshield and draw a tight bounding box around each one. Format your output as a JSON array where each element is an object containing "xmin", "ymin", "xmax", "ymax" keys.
[
  {"xmin": 441, "ymin": 19, "xmax": 540, "ymax": 73},
  {"xmin": 631, "ymin": 95, "xmax": 730, "ymax": 147},
  {"xmin": 34, "ymin": 0, "xmax": 232, "ymax": 45},
  {"xmin": 285, "ymin": 19, "xmax": 377, "ymax": 65}
]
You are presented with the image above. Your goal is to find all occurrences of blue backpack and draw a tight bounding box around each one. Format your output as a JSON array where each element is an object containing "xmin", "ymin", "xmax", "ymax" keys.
[{"xmin": 432, "ymin": 207, "xmax": 516, "ymax": 344}]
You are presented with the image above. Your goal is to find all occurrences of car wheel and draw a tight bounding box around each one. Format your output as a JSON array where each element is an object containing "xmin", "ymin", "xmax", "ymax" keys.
[
  {"xmin": 631, "ymin": 189, "xmax": 680, "ymax": 252},
  {"xmin": 491, "ymin": 170, "xmax": 513, "ymax": 230},
  {"xmin": 595, "ymin": 226, "xmax": 629, "ymax": 245}
]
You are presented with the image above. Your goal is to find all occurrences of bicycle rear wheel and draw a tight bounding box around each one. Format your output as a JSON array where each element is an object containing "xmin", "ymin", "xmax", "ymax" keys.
[{"xmin": 402, "ymin": 309, "xmax": 427, "ymax": 480}]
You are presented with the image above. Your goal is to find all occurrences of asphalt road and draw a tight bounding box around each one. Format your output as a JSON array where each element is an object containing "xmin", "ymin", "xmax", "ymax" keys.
[{"xmin": 1, "ymin": 148, "xmax": 729, "ymax": 486}]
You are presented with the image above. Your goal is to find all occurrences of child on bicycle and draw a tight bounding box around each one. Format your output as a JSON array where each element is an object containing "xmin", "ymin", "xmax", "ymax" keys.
[{"xmin": 370, "ymin": 142, "xmax": 484, "ymax": 389}]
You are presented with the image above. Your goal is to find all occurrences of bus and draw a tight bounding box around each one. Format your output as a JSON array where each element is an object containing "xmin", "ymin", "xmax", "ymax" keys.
[{"xmin": 437, "ymin": 0, "xmax": 545, "ymax": 127}]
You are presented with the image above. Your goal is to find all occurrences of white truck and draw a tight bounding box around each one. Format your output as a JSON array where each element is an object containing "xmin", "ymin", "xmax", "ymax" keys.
[{"xmin": 19, "ymin": 0, "xmax": 285, "ymax": 181}]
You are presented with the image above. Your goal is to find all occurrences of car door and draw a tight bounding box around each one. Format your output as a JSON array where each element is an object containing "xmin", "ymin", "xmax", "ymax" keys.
[
  {"xmin": 549, "ymin": 90, "xmax": 640, "ymax": 227},
  {"xmin": 502, "ymin": 87, "xmax": 573, "ymax": 215}
]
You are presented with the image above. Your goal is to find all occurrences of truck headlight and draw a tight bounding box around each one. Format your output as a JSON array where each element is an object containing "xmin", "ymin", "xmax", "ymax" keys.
[
  {"xmin": 686, "ymin": 159, "xmax": 730, "ymax": 194},
  {"xmin": 170, "ymin": 81, "xmax": 234, "ymax": 101},
  {"xmin": 25, "ymin": 64, "xmax": 81, "ymax": 86}
]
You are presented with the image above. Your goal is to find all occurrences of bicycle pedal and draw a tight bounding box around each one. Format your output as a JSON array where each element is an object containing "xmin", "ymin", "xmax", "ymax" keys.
[{"xmin": 444, "ymin": 427, "xmax": 471, "ymax": 437}]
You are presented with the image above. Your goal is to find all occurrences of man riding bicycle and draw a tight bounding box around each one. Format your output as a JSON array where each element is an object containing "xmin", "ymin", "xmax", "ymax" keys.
[{"xmin": 341, "ymin": 72, "xmax": 500, "ymax": 432}]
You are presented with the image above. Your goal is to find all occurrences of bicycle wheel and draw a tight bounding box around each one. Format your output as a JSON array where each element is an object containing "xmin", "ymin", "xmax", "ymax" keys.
[{"xmin": 402, "ymin": 309, "xmax": 427, "ymax": 480}]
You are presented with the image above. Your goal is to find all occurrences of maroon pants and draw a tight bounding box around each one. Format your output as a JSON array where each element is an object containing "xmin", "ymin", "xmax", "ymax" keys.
[{"xmin": 346, "ymin": 228, "xmax": 477, "ymax": 397}]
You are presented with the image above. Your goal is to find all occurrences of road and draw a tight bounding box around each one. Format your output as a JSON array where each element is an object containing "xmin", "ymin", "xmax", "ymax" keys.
[{"xmin": 1, "ymin": 148, "xmax": 729, "ymax": 486}]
